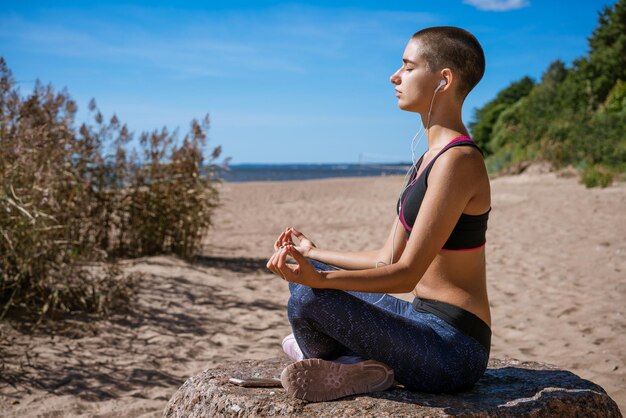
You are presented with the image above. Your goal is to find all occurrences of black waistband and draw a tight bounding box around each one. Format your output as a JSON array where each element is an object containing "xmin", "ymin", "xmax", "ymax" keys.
[{"xmin": 412, "ymin": 297, "xmax": 491, "ymax": 353}]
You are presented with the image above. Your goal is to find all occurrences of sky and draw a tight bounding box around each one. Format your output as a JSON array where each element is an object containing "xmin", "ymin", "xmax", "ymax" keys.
[{"xmin": 0, "ymin": 0, "xmax": 617, "ymax": 164}]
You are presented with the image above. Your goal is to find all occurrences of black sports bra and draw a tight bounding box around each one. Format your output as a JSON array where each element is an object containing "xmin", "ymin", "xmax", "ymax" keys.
[{"xmin": 396, "ymin": 136, "xmax": 490, "ymax": 251}]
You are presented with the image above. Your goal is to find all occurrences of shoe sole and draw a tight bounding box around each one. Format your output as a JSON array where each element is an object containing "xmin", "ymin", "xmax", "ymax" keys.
[{"xmin": 280, "ymin": 358, "xmax": 394, "ymax": 402}]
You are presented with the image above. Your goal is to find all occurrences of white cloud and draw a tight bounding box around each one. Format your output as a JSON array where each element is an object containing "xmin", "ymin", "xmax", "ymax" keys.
[{"xmin": 463, "ymin": 0, "xmax": 530, "ymax": 12}]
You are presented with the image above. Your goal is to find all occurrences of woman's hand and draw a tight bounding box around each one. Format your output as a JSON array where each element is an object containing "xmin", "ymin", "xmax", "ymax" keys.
[
  {"xmin": 273, "ymin": 228, "xmax": 291, "ymax": 251},
  {"xmin": 273, "ymin": 227, "xmax": 317, "ymax": 257},
  {"xmin": 266, "ymin": 244, "xmax": 324, "ymax": 287}
]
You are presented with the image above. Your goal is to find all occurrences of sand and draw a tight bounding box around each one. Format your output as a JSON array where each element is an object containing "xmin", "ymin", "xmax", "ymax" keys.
[{"xmin": 1, "ymin": 170, "xmax": 625, "ymax": 416}]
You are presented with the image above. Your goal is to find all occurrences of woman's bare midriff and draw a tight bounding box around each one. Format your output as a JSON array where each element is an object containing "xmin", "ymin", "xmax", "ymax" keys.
[{"xmin": 411, "ymin": 247, "xmax": 491, "ymax": 327}]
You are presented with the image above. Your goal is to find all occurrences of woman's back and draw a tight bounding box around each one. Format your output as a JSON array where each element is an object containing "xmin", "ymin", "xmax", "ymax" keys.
[{"xmin": 396, "ymin": 138, "xmax": 492, "ymax": 325}]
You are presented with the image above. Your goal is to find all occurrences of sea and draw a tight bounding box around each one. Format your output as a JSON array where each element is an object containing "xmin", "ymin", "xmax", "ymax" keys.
[{"xmin": 216, "ymin": 163, "xmax": 412, "ymax": 182}]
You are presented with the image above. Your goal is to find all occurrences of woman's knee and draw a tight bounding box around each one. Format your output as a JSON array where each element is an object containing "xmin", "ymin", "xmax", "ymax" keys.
[
  {"xmin": 287, "ymin": 284, "xmax": 342, "ymax": 321},
  {"xmin": 287, "ymin": 284, "xmax": 312, "ymax": 321}
]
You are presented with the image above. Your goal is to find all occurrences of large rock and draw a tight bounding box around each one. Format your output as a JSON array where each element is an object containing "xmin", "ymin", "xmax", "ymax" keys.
[{"xmin": 163, "ymin": 357, "xmax": 622, "ymax": 417}]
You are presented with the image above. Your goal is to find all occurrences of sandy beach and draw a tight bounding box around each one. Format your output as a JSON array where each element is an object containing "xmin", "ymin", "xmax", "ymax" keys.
[{"xmin": 1, "ymin": 169, "xmax": 625, "ymax": 416}]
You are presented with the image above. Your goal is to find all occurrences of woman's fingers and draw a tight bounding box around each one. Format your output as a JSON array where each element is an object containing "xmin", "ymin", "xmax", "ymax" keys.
[
  {"xmin": 290, "ymin": 227, "xmax": 305, "ymax": 240},
  {"xmin": 268, "ymin": 246, "xmax": 295, "ymax": 280},
  {"xmin": 282, "ymin": 229, "xmax": 292, "ymax": 245},
  {"xmin": 270, "ymin": 229, "xmax": 304, "ymax": 279},
  {"xmin": 277, "ymin": 246, "xmax": 296, "ymax": 281},
  {"xmin": 286, "ymin": 244, "xmax": 307, "ymax": 265},
  {"xmin": 274, "ymin": 230, "xmax": 288, "ymax": 251},
  {"xmin": 275, "ymin": 228, "xmax": 296, "ymax": 250},
  {"xmin": 274, "ymin": 234, "xmax": 280, "ymax": 251},
  {"xmin": 289, "ymin": 227, "xmax": 315, "ymax": 249},
  {"xmin": 266, "ymin": 248, "xmax": 282, "ymax": 275},
  {"xmin": 266, "ymin": 250, "xmax": 276, "ymax": 273}
]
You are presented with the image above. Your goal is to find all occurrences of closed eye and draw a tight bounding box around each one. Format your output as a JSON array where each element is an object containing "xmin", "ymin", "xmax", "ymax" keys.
[{"xmin": 402, "ymin": 58, "xmax": 418, "ymax": 71}]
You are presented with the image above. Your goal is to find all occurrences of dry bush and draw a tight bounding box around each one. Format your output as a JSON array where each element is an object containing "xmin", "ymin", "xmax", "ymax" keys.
[{"xmin": 0, "ymin": 57, "xmax": 225, "ymax": 324}]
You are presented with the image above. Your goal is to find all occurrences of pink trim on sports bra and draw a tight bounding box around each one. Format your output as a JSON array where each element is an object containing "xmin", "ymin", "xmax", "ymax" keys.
[
  {"xmin": 398, "ymin": 135, "xmax": 489, "ymax": 252},
  {"xmin": 399, "ymin": 135, "xmax": 475, "ymax": 233},
  {"xmin": 440, "ymin": 243, "xmax": 486, "ymax": 252}
]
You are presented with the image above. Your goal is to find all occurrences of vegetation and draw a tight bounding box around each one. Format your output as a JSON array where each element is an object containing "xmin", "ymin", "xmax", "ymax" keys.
[
  {"xmin": 0, "ymin": 58, "xmax": 225, "ymax": 324},
  {"xmin": 470, "ymin": 0, "xmax": 626, "ymax": 187}
]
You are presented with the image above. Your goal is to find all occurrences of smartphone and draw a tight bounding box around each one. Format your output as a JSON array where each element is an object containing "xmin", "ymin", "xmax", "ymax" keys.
[{"xmin": 228, "ymin": 377, "xmax": 282, "ymax": 388}]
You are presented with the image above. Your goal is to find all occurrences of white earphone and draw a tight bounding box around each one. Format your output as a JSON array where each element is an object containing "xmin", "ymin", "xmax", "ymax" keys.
[
  {"xmin": 383, "ymin": 79, "xmax": 447, "ymax": 265},
  {"xmin": 371, "ymin": 77, "xmax": 448, "ymax": 305}
]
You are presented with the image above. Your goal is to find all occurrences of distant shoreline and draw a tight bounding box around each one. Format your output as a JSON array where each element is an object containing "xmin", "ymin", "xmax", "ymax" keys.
[{"xmin": 215, "ymin": 163, "xmax": 412, "ymax": 182}]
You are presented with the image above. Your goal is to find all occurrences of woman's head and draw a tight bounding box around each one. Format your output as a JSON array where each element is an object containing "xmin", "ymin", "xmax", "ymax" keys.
[
  {"xmin": 390, "ymin": 26, "xmax": 485, "ymax": 112},
  {"xmin": 412, "ymin": 26, "xmax": 485, "ymax": 99}
]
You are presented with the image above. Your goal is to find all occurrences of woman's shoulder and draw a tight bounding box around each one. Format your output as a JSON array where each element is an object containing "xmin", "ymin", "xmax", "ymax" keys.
[
  {"xmin": 432, "ymin": 143, "xmax": 487, "ymax": 179},
  {"xmin": 422, "ymin": 144, "xmax": 490, "ymax": 214}
]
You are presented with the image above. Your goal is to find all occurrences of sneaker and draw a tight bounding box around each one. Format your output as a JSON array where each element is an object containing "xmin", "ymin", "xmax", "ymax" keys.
[
  {"xmin": 280, "ymin": 358, "xmax": 394, "ymax": 402},
  {"xmin": 281, "ymin": 333, "xmax": 304, "ymax": 361},
  {"xmin": 281, "ymin": 334, "xmax": 365, "ymax": 364}
]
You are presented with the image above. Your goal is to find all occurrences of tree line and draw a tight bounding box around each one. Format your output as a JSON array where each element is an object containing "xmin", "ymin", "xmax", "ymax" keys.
[{"xmin": 470, "ymin": 0, "xmax": 626, "ymax": 187}]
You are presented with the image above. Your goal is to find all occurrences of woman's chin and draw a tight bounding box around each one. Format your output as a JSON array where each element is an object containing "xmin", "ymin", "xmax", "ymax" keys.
[{"xmin": 397, "ymin": 101, "xmax": 418, "ymax": 112}]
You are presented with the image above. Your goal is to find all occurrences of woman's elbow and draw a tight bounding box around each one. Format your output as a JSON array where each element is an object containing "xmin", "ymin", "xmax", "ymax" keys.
[
  {"xmin": 396, "ymin": 281, "xmax": 418, "ymax": 293},
  {"xmin": 391, "ymin": 262, "xmax": 420, "ymax": 293},
  {"xmin": 373, "ymin": 248, "xmax": 391, "ymax": 267}
]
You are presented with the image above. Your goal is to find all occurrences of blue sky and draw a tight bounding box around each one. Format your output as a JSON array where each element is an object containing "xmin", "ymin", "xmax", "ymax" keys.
[{"xmin": 0, "ymin": 0, "xmax": 616, "ymax": 164}]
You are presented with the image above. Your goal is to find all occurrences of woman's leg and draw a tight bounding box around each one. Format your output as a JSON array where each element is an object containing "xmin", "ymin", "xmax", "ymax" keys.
[
  {"xmin": 287, "ymin": 282, "xmax": 487, "ymax": 393},
  {"xmin": 287, "ymin": 260, "xmax": 406, "ymax": 360},
  {"xmin": 304, "ymin": 259, "xmax": 404, "ymax": 312},
  {"xmin": 283, "ymin": 261, "xmax": 398, "ymax": 402}
]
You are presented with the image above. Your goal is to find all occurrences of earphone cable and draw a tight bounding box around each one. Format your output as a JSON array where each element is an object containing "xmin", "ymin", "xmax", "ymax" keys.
[{"xmin": 373, "ymin": 84, "xmax": 441, "ymax": 305}]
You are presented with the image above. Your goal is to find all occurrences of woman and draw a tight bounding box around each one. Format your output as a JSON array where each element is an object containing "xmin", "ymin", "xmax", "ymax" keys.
[{"xmin": 266, "ymin": 26, "xmax": 491, "ymax": 402}]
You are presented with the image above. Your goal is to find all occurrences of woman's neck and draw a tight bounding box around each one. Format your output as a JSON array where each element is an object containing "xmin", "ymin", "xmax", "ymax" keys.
[
  {"xmin": 424, "ymin": 123, "xmax": 469, "ymax": 151},
  {"xmin": 419, "ymin": 100, "xmax": 468, "ymax": 150}
]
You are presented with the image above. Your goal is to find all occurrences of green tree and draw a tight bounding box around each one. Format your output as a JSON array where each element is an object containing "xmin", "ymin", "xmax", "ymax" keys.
[
  {"xmin": 471, "ymin": 0, "xmax": 626, "ymax": 186},
  {"xmin": 558, "ymin": 0, "xmax": 626, "ymax": 112},
  {"xmin": 469, "ymin": 76, "xmax": 534, "ymax": 154}
]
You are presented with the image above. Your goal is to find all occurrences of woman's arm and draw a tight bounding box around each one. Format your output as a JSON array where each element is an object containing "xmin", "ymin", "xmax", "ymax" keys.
[
  {"xmin": 305, "ymin": 216, "xmax": 408, "ymax": 270},
  {"xmin": 271, "ymin": 149, "xmax": 482, "ymax": 292}
]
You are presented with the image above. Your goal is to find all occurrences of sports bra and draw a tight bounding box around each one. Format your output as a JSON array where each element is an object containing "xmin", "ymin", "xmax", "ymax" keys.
[{"xmin": 396, "ymin": 136, "xmax": 490, "ymax": 251}]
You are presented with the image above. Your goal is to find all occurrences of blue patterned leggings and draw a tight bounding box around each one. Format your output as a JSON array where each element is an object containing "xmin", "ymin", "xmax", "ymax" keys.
[{"xmin": 287, "ymin": 260, "xmax": 489, "ymax": 393}]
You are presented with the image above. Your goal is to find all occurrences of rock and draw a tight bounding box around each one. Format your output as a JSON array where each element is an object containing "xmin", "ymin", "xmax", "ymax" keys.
[{"xmin": 163, "ymin": 357, "xmax": 622, "ymax": 417}]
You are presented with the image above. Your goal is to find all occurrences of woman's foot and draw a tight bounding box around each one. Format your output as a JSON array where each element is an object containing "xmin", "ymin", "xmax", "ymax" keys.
[
  {"xmin": 280, "ymin": 358, "xmax": 394, "ymax": 402},
  {"xmin": 282, "ymin": 334, "xmax": 304, "ymax": 361},
  {"xmin": 281, "ymin": 333, "xmax": 366, "ymax": 364}
]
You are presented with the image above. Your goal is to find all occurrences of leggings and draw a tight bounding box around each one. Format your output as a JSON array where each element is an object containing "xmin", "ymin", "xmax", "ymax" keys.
[{"xmin": 287, "ymin": 260, "xmax": 490, "ymax": 393}]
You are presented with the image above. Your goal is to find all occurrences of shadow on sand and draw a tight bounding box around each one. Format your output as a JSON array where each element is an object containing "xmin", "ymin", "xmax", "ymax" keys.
[{"xmin": 0, "ymin": 255, "xmax": 283, "ymax": 404}]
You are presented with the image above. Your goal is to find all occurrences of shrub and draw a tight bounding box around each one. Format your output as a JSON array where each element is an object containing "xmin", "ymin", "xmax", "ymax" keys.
[
  {"xmin": 0, "ymin": 57, "xmax": 225, "ymax": 323},
  {"xmin": 581, "ymin": 164, "xmax": 614, "ymax": 188}
]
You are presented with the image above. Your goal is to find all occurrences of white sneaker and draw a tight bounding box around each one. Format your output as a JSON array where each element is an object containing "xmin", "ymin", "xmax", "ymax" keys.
[
  {"xmin": 282, "ymin": 333, "xmax": 304, "ymax": 361},
  {"xmin": 282, "ymin": 334, "xmax": 366, "ymax": 364}
]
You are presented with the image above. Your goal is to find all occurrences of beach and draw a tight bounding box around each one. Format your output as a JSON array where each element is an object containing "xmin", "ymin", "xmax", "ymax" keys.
[{"xmin": 1, "ymin": 170, "xmax": 625, "ymax": 416}]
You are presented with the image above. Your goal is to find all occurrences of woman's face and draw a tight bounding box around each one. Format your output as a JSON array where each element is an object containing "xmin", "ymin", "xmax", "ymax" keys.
[{"xmin": 390, "ymin": 38, "xmax": 440, "ymax": 113}]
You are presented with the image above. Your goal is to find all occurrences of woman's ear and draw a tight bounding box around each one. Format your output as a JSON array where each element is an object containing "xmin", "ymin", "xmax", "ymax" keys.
[{"xmin": 439, "ymin": 68, "xmax": 454, "ymax": 92}]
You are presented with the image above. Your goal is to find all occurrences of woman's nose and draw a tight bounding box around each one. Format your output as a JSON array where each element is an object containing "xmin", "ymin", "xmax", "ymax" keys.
[{"xmin": 390, "ymin": 69, "xmax": 401, "ymax": 85}]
